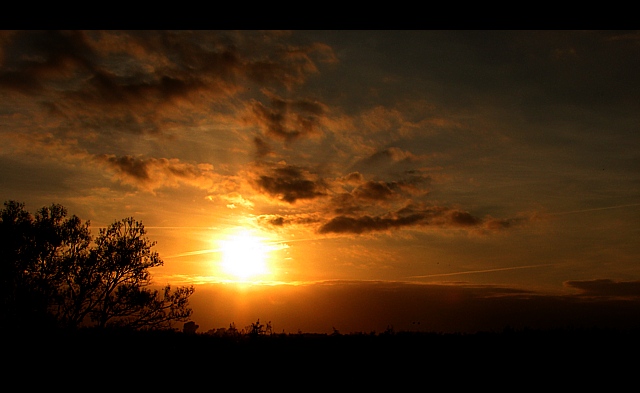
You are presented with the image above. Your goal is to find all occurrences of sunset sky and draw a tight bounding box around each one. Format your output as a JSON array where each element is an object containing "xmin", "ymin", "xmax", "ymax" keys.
[{"xmin": 2, "ymin": 30, "xmax": 640, "ymax": 334}]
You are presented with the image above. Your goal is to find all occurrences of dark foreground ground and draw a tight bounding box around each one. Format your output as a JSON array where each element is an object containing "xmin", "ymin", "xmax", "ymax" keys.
[{"xmin": 2, "ymin": 327, "xmax": 638, "ymax": 389}]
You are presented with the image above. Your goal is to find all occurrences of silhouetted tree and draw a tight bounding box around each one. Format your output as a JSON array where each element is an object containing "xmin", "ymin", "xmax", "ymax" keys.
[
  {"xmin": 228, "ymin": 322, "xmax": 238, "ymax": 336},
  {"xmin": 78, "ymin": 217, "xmax": 194, "ymax": 330},
  {"xmin": 265, "ymin": 320, "xmax": 273, "ymax": 335},
  {"xmin": 183, "ymin": 321, "xmax": 199, "ymax": 334},
  {"xmin": 0, "ymin": 201, "xmax": 90, "ymax": 329},
  {"xmin": 248, "ymin": 319, "xmax": 265, "ymax": 336},
  {"xmin": 0, "ymin": 201, "xmax": 194, "ymax": 331}
]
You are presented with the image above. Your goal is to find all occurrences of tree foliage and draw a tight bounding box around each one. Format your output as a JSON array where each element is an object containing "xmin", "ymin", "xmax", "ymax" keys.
[{"xmin": 0, "ymin": 201, "xmax": 194, "ymax": 331}]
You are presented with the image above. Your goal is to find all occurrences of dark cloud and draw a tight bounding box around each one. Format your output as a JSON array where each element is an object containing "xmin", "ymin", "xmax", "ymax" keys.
[
  {"xmin": 319, "ymin": 204, "xmax": 518, "ymax": 235},
  {"xmin": 266, "ymin": 215, "xmax": 286, "ymax": 226},
  {"xmin": 95, "ymin": 154, "xmax": 216, "ymax": 191},
  {"xmin": 342, "ymin": 172, "xmax": 364, "ymax": 184},
  {"xmin": 351, "ymin": 177, "xmax": 427, "ymax": 199},
  {"xmin": 449, "ymin": 210, "xmax": 482, "ymax": 226},
  {"xmin": 98, "ymin": 154, "xmax": 150, "ymax": 181},
  {"xmin": 257, "ymin": 213, "xmax": 321, "ymax": 228},
  {"xmin": 242, "ymin": 41, "xmax": 338, "ymax": 88},
  {"xmin": 565, "ymin": 279, "xmax": 640, "ymax": 298},
  {"xmin": 352, "ymin": 181, "xmax": 398, "ymax": 201},
  {"xmin": 254, "ymin": 164, "xmax": 326, "ymax": 203},
  {"xmin": 349, "ymin": 147, "xmax": 422, "ymax": 175},
  {"xmin": 366, "ymin": 147, "xmax": 416, "ymax": 164},
  {"xmin": 78, "ymin": 70, "xmax": 206, "ymax": 107},
  {"xmin": 0, "ymin": 31, "xmax": 96, "ymax": 95},
  {"xmin": 329, "ymin": 172, "xmax": 431, "ymax": 216},
  {"xmin": 483, "ymin": 216, "xmax": 520, "ymax": 230},
  {"xmin": 0, "ymin": 31, "xmax": 335, "ymax": 136},
  {"xmin": 400, "ymin": 169, "xmax": 432, "ymax": 188},
  {"xmin": 253, "ymin": 136, "xmax": 272, "ymax": 158},
  {"xmin": 248, "ymin": 91, "xmax": 328, "ymax": 143},
  {"xmin": 319, "ymin": 214, "xmax": 426, "ymax": 234},
  {"xmin": 329, "ymin": 193, "xmax": 363, "ymax": 216}
]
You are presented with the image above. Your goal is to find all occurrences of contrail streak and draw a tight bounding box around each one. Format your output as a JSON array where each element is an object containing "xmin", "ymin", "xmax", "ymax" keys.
[
  {"xmin": 550, "ymin": 203, "xmax": 640, "ymax": 216},
  {"xmin": 409, "ymin": 263, "xmax": 554, "ymax": 279},
  {"xmin": 164, "ymin": 249, "xmax": 221, "ymax": 259}
]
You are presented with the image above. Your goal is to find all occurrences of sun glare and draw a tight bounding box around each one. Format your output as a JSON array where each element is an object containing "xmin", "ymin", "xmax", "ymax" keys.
[{"xmin": 219, "ymin": 229, "xmax": 271, "ymax": 281}]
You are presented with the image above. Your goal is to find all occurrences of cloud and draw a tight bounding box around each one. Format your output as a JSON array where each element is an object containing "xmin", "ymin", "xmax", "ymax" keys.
[
  {"xmin": 319, "ymin": 214, "xmax": 425, "ymax": 235},
  {"xmin": 352, "ymin": 181, "xmax": 399, "ymax": 201},
  {"xmin": 352, "ymin": 178, "xmax": 428, "ymax": 200},
  {"xmin": 246, "ymin": 90, "xmax": 329, "ymax": 143},
  {"xmin": 208, "ymin": 192, "xmax": 255, "ymax": 210},
  {"xmin": 364, "ymin": 147, "xmax": 418, "ymax": 164},
  {"xmin": 0, "ymin": 129, "xmax": 240, "ymax": 196},
  {"xmin": 99, "ymin": 154, "xmax": 151, "ymax": 181},
  {"xmin": 0, "ymin": 31, "xmax": 95, "ymax": 95},
  {"xmin": 326, "ymin": 170, "xmax": 431, "ymax": 215},
  {"xmin": 348, "ymin": 147, "xmax": 432, "ymax": 177},
  {"xmin": 241, "ymin": 40, "xmax": 338, "ymax": 89},
  {"xmin": 253, "ymin": 136, "xmax": 273, "ymax": 158},
  {"xmin": 0, "ymin": 31, "xmax": 336, "ymax": 137},
  {"xmin": 264, "ymin": 215, "xmax": 286, "ymax": 226},
  {"xmin": 257, "ymin": 213, "xmax": 321, "ymax": 228},
  {"xmin": 247, "ymin": 162, "xmax": 517, "ymax": 237},
  {"xmin": 319, "ymin": 203, "xmax": 522, "ymax": 235},
  {"xmin": 253, "ymin": 163, "xmax": 326, "ymax": 203},
  {"xmin": 95, "ymin": 154, "xmax": 223, "ymax": 192},
  {"xmin": 341, "ymin": 172, "xmax": 364, "ymax": 184}
]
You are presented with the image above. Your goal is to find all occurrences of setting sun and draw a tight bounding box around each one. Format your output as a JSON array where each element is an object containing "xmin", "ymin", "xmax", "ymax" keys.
[{"xmin": 220, "ymin": 229, "xmax": 271, "ymax": 281}]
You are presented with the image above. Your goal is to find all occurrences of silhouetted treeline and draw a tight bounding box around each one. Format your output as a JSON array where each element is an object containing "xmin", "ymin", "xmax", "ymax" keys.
[
  {"xmin": 7, "ymin": 322, "xmax": 640, "ymax": 354},
  {"xmin": 2, "ymin": 324, "xmax": 638, "ymax": 389}
]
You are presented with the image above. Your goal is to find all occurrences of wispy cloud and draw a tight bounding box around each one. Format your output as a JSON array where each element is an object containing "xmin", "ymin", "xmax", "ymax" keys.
[
  {"xmin": 549, "ymin": 203, "xmax": 640, "ymax": 216},
  {"xmin": 565, "ymin": 279, "xmax": 640, "ymax": 298},
  {"xmin": 95, "ymin": 154, "xmax": 222, "ymax": 192},
  {"xmin": 245, "ymin": 90, "xmax": 329, "ymax": 143},
  {"xmin": 0, "ymin": 30, "xmax": 337, "ymax": 139}
]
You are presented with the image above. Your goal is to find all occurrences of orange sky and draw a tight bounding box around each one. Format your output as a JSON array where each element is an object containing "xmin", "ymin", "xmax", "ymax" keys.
[{"xmin": 1, "ymin": 30, "xmax": 640, "ymax": 333}]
